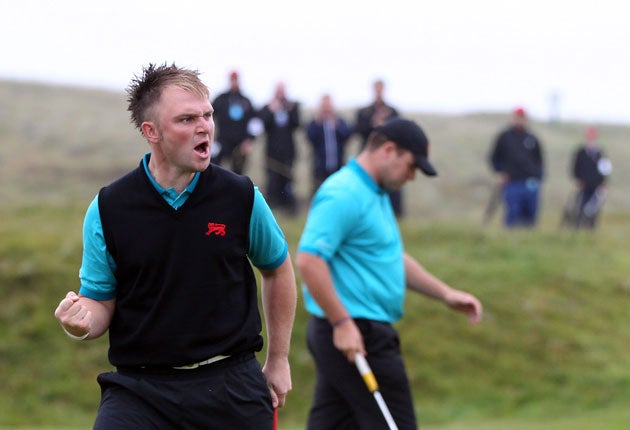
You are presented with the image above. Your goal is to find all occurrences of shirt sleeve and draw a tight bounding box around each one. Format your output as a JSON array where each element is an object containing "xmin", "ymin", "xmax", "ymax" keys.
[
  {"xmin": 78, "ymin": 195, "xmax": 118, "ymax": 301},
  {"xmin": 298, "ymin": 185, "xmax": 358, "ymax": 261},
  {"xmin": 248, "ymin": 186, "xmax": 289, "ymax": 270}
]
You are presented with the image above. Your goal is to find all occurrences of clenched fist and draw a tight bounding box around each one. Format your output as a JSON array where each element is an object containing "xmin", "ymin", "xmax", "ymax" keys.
[{"xmin": 54, "ymin": 291, "xmax": 92, "ymax": 338}]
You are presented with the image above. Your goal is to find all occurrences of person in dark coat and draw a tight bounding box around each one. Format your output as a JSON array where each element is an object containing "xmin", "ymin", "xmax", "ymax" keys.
[
  {"xmin": 569, "ymin": 126, "xmax": 612, "ymax": 228},
  {"xmin": 306, "ymin": 94, "xmax": 353, "ymax": 196},
  {"xmin": 489, "ymin": 107, "xmax": 544, "ymax": 228},
  {"xmin": 258, "ymin": 81, "xmax": 301, "ymax": 215},
  {"xmin": 354, "ymin": 79, "xmax": 405, "ymax": 217},
  {"xmin": 211, "ymin": 70, "xmax": 257, "ymax": 174}
]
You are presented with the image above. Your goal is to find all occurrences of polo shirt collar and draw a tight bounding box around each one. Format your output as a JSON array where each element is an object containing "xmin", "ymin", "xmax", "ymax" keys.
[
  {"xmin": 347, "ymin": 158, "xmax": 387, "ymax": 195},
  {"xmin": 142, "ymin": 153, "xmax": 200, "ymax": 207}
]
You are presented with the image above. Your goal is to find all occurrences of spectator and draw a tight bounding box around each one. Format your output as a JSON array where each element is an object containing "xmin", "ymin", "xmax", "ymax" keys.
[
  {"xmin": 212, "ymin": 69, "xmax": 257, "ymax": 174},
  {"xmin": 489, "ymin": 107, "xmax": 544, "ymax": 228},
  {"xmin": 305, "ymin": 94, "xmax": 353, "ymax": 195},
  {"xmin": 355, "ymin": 79, "xmax": 404, "ymax": 217},
  {"xmin": 568, "ymin": 126, "xmax": 612, "ymax": 228},
  {"xmin": 258, "ymin": 81, "xmax": 301, "ymax": 215}
]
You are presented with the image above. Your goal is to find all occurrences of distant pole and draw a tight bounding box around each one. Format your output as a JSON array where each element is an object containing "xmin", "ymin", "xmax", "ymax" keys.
[{"xmin": 548, "ymin": 90, "xmax": 561, "ymax": 125}]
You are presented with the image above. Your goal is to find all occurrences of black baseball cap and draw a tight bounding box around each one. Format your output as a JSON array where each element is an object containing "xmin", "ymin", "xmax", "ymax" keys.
[{"xmin": 374, "ymin": 118, "xmax": 438, "ymax": 176}]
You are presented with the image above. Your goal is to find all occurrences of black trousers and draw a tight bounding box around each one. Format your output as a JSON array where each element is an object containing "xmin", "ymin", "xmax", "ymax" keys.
[
  {"xmin": 266, "ymin": 168, "xmax": 297, "ymax": 213},
  {"xmin": 306, "ymin": 317, "xmax": 417, "ymax": 429},
  {"xmin": 93, "ymin": 353, "xmax": 272, "ymax": 430},
  {"xmin": 575, "ymin": 188, "xmax": 601, "ymax": 228},
  {"xmin": 214, "ymin": 140, "xmax": 248, "ymax": 175}
]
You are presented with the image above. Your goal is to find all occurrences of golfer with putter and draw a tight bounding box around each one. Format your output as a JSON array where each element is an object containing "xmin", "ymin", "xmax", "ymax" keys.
[
  {"xmin": 54, "ymin": 63, "xmax": 296, "ymax": 429},
  {"xmin": 296, "ymin": 118, "xmax": 483, "ymax": 429}
]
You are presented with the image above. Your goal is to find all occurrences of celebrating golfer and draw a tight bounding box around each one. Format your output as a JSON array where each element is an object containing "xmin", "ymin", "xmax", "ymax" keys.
[
  {"xmin": 296, "ymin": 118, "xmax": 483, "ymax": 429},
  {"xmin": 54, "ymin": 63, "xmax": 296, "ymax": 429}
]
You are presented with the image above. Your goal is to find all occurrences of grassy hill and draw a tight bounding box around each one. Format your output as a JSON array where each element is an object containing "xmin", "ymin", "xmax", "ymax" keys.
[
  {"xmin": 1, "ymin": 80, "xmax": 629, "ymax": 429},
  {"xmin": 2, "ymin": 80, "xmax": 630, "ymax": 218}
]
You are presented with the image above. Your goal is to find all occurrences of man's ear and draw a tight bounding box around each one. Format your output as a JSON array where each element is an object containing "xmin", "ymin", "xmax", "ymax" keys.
[
  {"xmin": 141, "ymin": 121, "xmax": 159, "ymax": 144},
  {"xmin": 382, "ymin": 140, "xmax": 397, "ymax": 157}
]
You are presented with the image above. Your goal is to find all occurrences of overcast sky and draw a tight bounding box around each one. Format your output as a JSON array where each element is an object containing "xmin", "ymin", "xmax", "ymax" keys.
[{"xmin": 1, "ymin": 0, "xmax": 628, "ymax": 124}]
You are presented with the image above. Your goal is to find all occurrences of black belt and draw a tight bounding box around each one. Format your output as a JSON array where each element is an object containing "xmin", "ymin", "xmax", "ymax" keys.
[{"xmin": 116, "ymin": 352, "xmax": 255, "ymax": 375}]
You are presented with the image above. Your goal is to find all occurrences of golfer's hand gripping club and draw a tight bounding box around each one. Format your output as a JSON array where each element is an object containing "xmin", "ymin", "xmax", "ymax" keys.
[
  {"xmin": 354, "ymin": 353, "xmax": 399, "ymax": 430},
  {"xmin": 355, "ymin": 353, "xmax": 379, "ymax": 392}
]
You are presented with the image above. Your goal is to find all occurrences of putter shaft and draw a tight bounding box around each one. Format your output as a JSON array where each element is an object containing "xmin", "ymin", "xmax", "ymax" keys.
[{"xmin": 354, "ymin": 354, "xmax": 399, "ymax": 430}]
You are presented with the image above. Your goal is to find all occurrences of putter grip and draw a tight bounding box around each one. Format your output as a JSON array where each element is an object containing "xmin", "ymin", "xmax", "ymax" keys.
[{"xmin": 355, "ymin": 353, "xmax": 379, "ymax": 393}]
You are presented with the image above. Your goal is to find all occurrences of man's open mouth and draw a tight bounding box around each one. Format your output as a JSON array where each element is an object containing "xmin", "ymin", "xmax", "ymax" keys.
[{"xmin": 194, "ymin": 142, "xmax": 209, "ymax": 156}]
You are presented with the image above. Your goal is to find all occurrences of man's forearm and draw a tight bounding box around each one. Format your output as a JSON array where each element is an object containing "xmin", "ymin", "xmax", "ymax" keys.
[
  {"xmin": 261, "ymin": 256, "xmax": 297, "ymax": 358},
  {"xmin": 403, "ymin": 253, "xmax": 452, "ymax": 301}
]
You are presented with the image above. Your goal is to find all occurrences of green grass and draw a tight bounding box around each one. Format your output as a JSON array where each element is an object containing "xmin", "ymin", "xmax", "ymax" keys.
[
  {"xmin": 428, "ymin": 406, "xmax": 630, "ymax": 430},
  {"xmin": 4, "ymin": 406, "xmax": 630, "ymax": 430},
  {"xmin": 2, "ymin": 207, "xmax": 628, "ymax": 428},
  {"xmin": 1, "ymin": 80, "xmax": 629, "ymax": 428}
]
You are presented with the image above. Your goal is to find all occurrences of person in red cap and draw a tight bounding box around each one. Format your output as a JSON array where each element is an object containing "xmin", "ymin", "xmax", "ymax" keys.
[
  {"xmin": 489, "ymin": 107, "xmax": 545, "ymax": 227},
  {"xmin": 567, "ymin": 125, "xmax": 612, "ymax": 228}
]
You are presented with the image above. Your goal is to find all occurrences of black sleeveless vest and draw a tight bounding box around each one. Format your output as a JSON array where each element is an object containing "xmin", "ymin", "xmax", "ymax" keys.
[{"xmin": 98, "ymin": 162, "xmax": 261, "ymax": 367}]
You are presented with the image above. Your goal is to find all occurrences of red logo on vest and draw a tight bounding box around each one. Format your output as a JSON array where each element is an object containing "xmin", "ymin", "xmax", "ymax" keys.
[{"xmin": 205, "ymin": 222, "xmax": 226, "ymax": 236}]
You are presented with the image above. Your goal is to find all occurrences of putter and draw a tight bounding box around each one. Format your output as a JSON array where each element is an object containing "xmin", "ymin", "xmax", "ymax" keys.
[
  {"xmin": 354, "ymin": 353, "xmax": 399, "ymax": 430},
  {"xmin": 273, "ymin": 407, "xmax": 278, "ymax": 430}
]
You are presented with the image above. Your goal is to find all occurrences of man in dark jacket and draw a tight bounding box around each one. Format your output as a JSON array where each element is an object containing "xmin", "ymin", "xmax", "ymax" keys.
[
  {"xmin": 489, "ymin": 107, "xmax": 544, "ymax": 227},
  {"xmin": 354, "ymin": 79, "xmax": 404, "ymax": 217},
  {"xmin": 212, "ymin": 70, "xmax": 257, "ymax": 174},
  {"xmin": 306, "ymin": 94, "xmax": 353, "ymax": 196},
  {"xmin": 258, "ymin": 81, "xmax": 301, "ymax": 215}
]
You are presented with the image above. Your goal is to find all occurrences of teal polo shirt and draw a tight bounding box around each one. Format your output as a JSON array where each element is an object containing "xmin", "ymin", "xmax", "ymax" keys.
[
  {"xmin": 79, "ymin": 154, "xmax": 288, "ymax": 300},
  {"xmin": 298, "ymin": 158, "xmax": 406, "ymax": 323}
]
